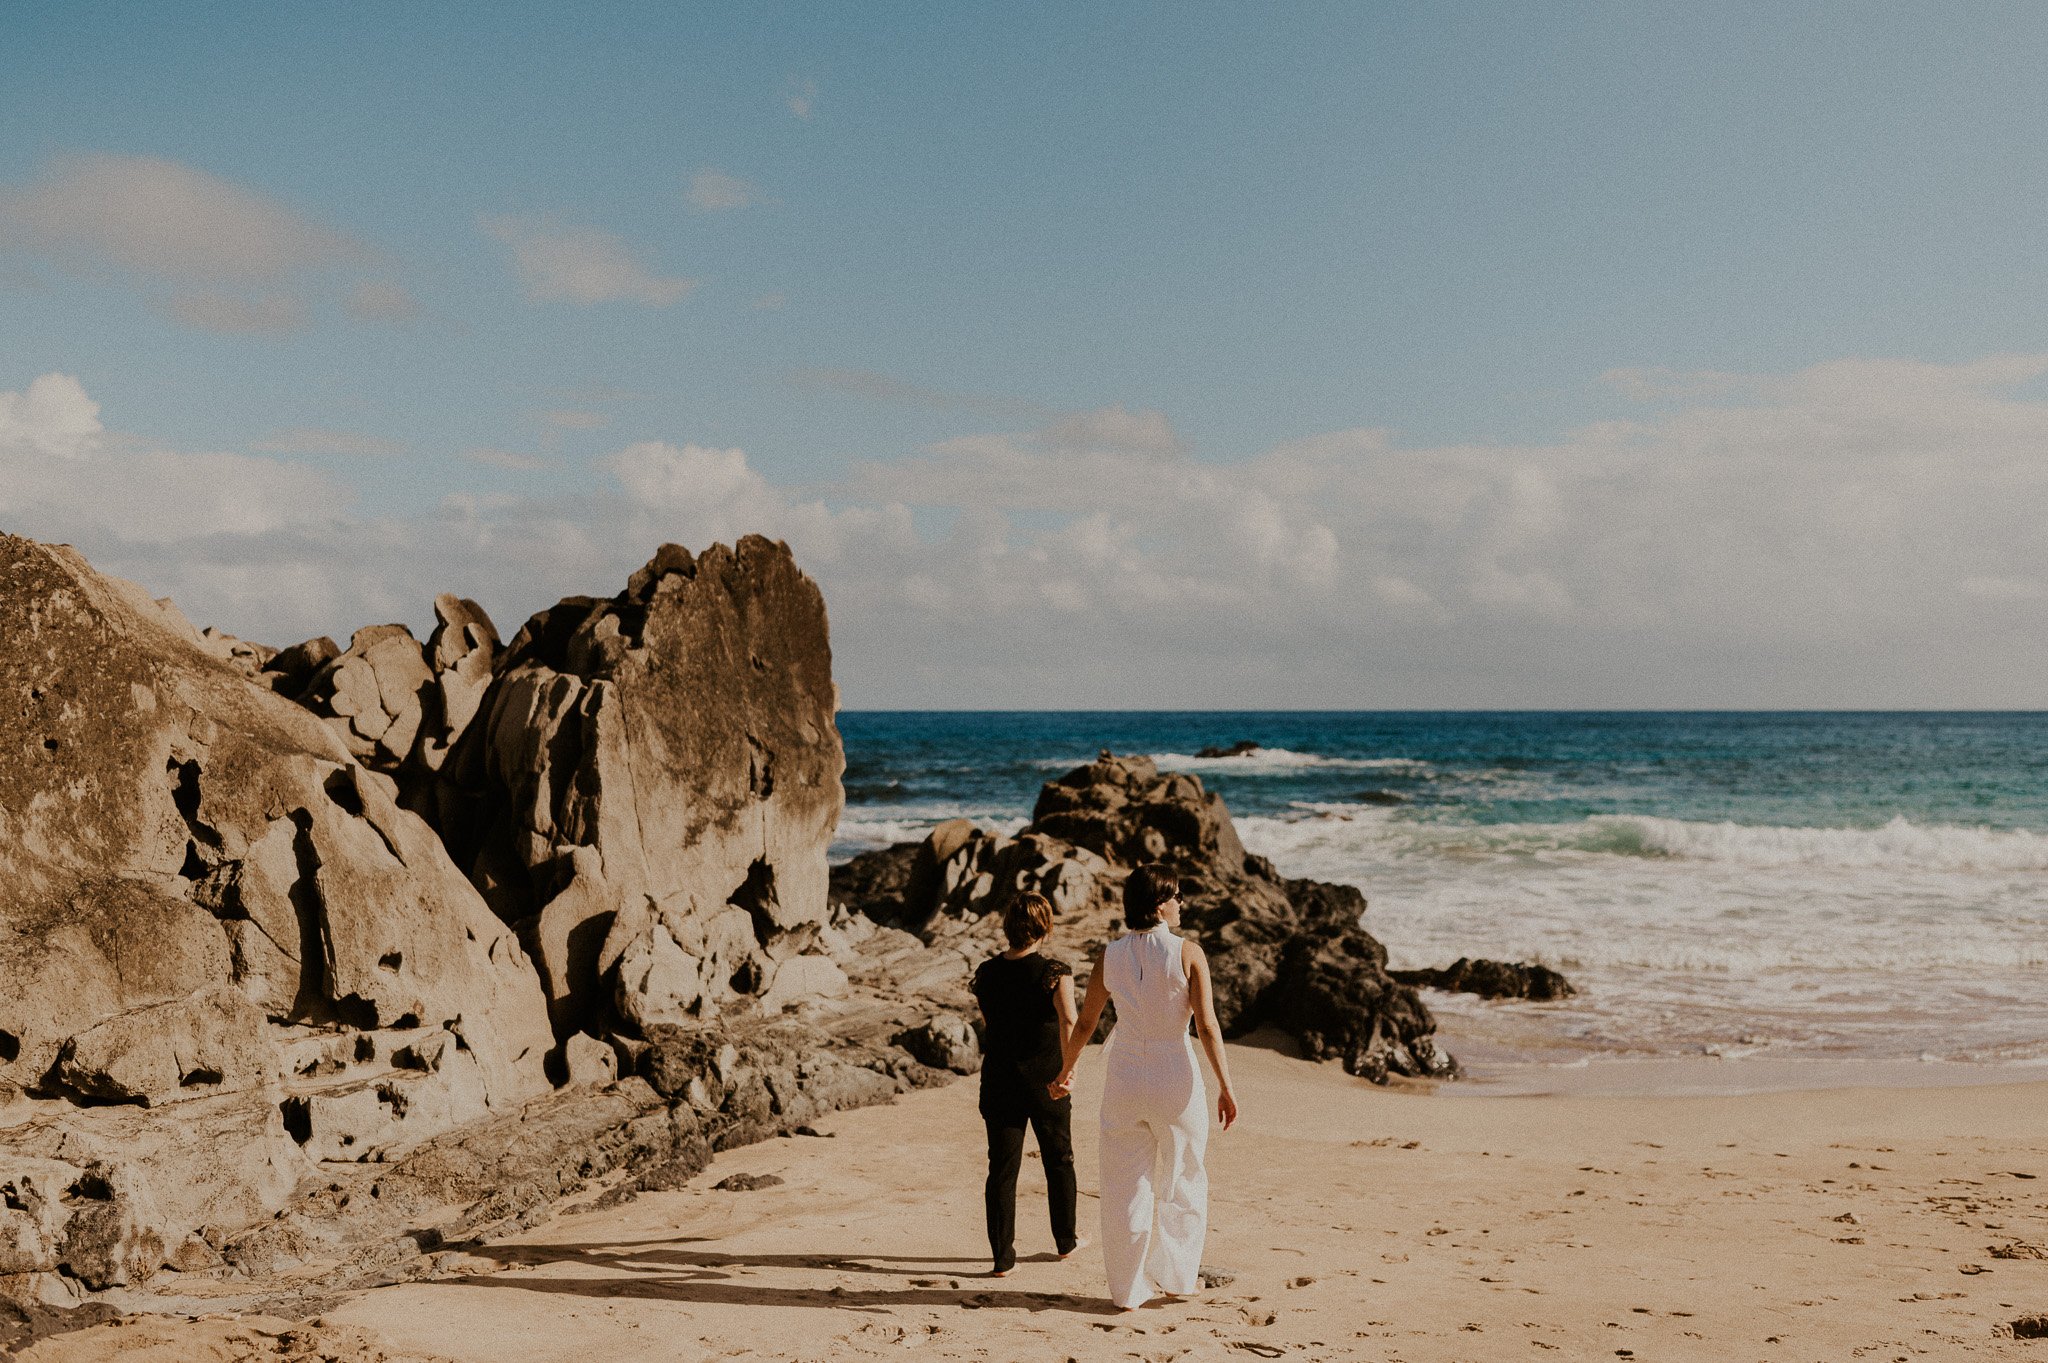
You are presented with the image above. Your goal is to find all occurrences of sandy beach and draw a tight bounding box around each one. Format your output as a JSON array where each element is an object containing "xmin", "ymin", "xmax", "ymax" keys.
[{"xmin": 31, "ymin": 1039, "xmax": 2045, "ymax": 1363}]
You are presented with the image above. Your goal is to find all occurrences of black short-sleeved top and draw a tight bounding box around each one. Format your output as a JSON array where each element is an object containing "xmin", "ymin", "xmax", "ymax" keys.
[{"xmin": 971, "ymin": 951, "xmax": 1072, "ymax": 1090}]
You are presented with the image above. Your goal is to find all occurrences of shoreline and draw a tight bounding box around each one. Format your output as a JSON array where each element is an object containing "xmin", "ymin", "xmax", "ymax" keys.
[
  {"xmin": 47, "ymin": 1038, "xmax": 2033, "ymax": 1363},
  {"xmin": 1448, "ymin": 1050, "xmax": 2048, "ymax": 1099}
]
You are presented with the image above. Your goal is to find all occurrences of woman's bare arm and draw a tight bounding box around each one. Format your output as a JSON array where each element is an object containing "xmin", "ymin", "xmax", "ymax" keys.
[
  {"xmin": 1184, "ymin": 939, "xmax": 1238, "ymax": 1130},
  {"xmin": 1053, "ymin": 972, "xmax": 1079, "ymax": 1049},
  {"xmin": 1049, "ymin": 959, "xmax": 1109, "ymax": 1097}
]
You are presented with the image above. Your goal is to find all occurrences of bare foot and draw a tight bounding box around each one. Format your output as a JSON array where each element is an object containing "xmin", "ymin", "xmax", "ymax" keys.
[{"xmin": 1059, "ymin": 1237, "xmax": 1091, "ymax": 1259}]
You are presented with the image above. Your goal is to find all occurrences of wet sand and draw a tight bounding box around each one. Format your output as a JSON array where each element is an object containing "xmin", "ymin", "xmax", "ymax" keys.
[{"xmin": 28, "ymin": 1039, "xmax": 2048, "ymax": 1362}]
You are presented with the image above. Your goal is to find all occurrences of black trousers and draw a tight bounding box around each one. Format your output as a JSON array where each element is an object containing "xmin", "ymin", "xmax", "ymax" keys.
[{"xmin": 980, "ymin": 1082, "xmax": 1078, "ymax": 1271}]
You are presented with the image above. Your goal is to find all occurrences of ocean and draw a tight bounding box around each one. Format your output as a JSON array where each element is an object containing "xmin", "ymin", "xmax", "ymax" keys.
[{"xmin": 833, "ymin": 712, "xmax": 2048, "ymax": 1077}]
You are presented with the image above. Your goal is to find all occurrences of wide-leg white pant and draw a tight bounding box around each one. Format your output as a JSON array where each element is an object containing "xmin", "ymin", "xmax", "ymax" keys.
[{"xmin": 1098, "ymin": 1032, "xmax": 1209, "ymax": 1309}]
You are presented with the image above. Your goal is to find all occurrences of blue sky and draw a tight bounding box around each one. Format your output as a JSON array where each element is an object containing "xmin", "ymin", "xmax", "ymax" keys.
[{"xmin": 4, "ymin": 2, "xmax": 2047, "ymax": 705}]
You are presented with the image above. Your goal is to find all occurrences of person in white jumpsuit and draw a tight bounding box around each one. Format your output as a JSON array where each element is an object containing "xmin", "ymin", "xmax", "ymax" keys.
[{"xmin": 1051, "ymin": 865, "xmax": 1239, "ymax": 1311}]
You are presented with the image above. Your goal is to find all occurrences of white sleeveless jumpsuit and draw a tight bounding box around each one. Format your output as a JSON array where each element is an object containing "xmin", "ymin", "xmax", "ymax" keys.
[{"xmin": 1097, "ymin": 922, "xmax": 1208, "ymax": 1309}]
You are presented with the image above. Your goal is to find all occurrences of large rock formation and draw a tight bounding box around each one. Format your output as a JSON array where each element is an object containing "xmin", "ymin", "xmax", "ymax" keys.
[
  {"xmin": 832, "ymin": 751, "xmax": 1458, "ymax": 1083},
  {"xmin": 0, "ymin": 536, "xmax": 551, "ymax": 1296},
  {"xmin": 432, "ymin": 538, "xmax": 851, "ymax": 1040},
  {"xmin": 0, "ymin": 531, "xmax": 986, "ymax": 1334}
]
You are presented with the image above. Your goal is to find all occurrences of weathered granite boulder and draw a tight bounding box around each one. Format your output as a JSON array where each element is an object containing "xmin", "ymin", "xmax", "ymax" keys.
[
  {"xmin": 51, "ymin": 983, "xmax": 268, "ymax": 1105},
  {"xmin": 832, "ymin": 750, "xmax": 1455, "ymax": 1082},
  {"xmin": 894, "ymin": 1014, "xmax": 982, "ymax": 1074},
  {"xmin": 0, "ymin": 535, "xmax": 553, "ymax": 1291},
  {"xmin": 434, "ymin": 539, "xmax": 848, "ymax": 1040},
  {"xmin": 276, "ymin": 593, "xmax": 502, "ymax": 805},
  {"xmin": 1391, "ymin": 957, "xmax": 1577, "ymax": 1002}
]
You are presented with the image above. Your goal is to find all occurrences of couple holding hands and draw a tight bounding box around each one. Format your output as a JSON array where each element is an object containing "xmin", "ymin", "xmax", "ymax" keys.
[{"xmin": 969, "ymin": 865, "xmax": 1239, "ymax": 1311}]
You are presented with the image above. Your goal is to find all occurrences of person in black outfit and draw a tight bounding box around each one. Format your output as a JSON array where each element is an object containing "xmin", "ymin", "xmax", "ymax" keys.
[{"xmin": 971, "ymin": 890, "xmax": 1082, "ymax": 1276}]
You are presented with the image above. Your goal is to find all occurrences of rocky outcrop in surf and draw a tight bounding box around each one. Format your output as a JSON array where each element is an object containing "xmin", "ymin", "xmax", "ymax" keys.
[
  {"xmin": 1391, "ymin": 958, "xmax": 1576, "ymax": 1002},
  {"xmin": 832, "ymin": 750, "xmax": 1458, "ymax": 1083}
]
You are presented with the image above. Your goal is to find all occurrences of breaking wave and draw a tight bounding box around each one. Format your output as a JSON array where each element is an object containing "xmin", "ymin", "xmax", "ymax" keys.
[
  {"xmin": 1240, "ymin": 809, "xmax": 2048, "ymax": 874},
  {"xmin": 1037, "ymin": 747, "xmax": 1432, "ymax": 776}
]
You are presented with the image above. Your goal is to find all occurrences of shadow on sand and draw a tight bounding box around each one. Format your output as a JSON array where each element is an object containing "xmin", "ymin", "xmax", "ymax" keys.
[{"xmin": 430, "ymin": 1235, "xmax": 1121, "ymax": 1316}]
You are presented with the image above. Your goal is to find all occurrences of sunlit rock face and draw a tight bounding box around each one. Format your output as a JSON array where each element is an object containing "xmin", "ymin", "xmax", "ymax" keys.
[
  {"xmin": 433, "ymin": 536, "xmax": 849, "ymax": 1039},
  {"xmin": 0, "ymin": 534, "xmax": 552, "ymax": 1290}
]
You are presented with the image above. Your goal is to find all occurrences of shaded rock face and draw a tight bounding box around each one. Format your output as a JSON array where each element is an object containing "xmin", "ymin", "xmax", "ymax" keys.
[
  {"xmin": 433, "ymin": 538, "xmax": 848, "ymax": 1040},
  {"xmin": 0, "ymin": 535, "xmax": 552, "ymax": 1291},
  {"xmin": 1392, "ymin": 958, "xmax": 1576, "ymax": 1002},
  {"xmin": 832, "ymin": 751, "xmax": 1456, "ymax": 1083}
]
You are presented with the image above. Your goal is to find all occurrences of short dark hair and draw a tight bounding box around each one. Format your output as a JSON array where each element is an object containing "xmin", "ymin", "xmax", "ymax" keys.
[
  {"xmin": 1004, "ymin": 891, "xmax": 1054, "ymax": 950},
  {"xmin": 1123, "ymin": 864, "xmax": 1181, "ymax": 931}
]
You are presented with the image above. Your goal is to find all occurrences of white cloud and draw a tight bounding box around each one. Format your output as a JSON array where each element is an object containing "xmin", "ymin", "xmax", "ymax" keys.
[
  {"xmin": 2, "ymin": 373, "xmax": 346, "ymax": 546},
  {"xmin": 0, "ymin": 373, "xmax": 101, "ymax": 459},
  {"xmin": 249, "ymin": 427, "xmax": 407, "ymax": 458},
  {"xmin": 479, "ymin": 215, "xmax": 695, "ymax": 307},
  {"xmin": 687, "ymin": 169, "xmax": 759, "ymax": 212},
  {"xmin": 8, "ymin": 355, "xmax": 2048, "ymax": 707},
  {"xmin": 0, "ymin": 153, "xmax": 410, "ymax": 334},
  {"xmin": 1043, "ymin": 404, "xmax": 1184, "ymax": 455}
]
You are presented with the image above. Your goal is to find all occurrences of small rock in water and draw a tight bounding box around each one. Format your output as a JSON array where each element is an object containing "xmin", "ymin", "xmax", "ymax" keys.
[
  {"xmin": 1193, "ymin": 741, "xmax": 1260, "ymax": 759},
  {"xmin": 1388, "ymin": 957, "xmax": 1575, "ymax": 1002},
  {"xmin": 713, "ymin": 1173, "xmax": 785, "ymax": 1192}
]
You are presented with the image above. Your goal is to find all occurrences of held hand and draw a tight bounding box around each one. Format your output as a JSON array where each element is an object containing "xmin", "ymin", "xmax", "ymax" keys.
[
  {"xmin": 1216, "ymin": 1087, "xmax": 1238, "ymax": 1131},
  {"xmin": 1047, "ymin": 1071, "xmax": 1073, "ymax": 1100}
]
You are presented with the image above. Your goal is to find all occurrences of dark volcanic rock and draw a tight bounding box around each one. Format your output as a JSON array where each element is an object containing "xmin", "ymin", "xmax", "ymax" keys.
[
  {"xmin": 1272, "ymin": 930, "xmax": 1455, "ymax": 1082},
  {"xmin": 829, "ymin": 750, "xmax": 1454, "ymax": 1082},
  {"xmin": 1391, "ymin": 958, "xmax": 1576, "ymax": 1002},
  {"xmin": 1193, "ymin": 740, "xmax": 1261, "ymax": 759},
  {"xmin": 830, "ymin": 840, "xmax": 920, "ymax": 928}
]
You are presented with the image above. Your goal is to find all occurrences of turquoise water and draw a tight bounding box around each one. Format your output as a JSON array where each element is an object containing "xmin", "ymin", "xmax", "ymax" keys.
[{"xmin": 836, "ymin": 712, "xmax": 2048, "ymax": 1066}]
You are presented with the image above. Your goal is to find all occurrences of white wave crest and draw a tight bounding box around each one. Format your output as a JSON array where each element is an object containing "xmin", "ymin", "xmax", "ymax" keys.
[
  {"xmin": 1239, "ymin": 809, "xmax": 2048, "ymax": 874},
  {"xmin": 831, "ymin": 804, "xmax": 1026, "ymax": 857},
  {"xmin": 1032, "ymin": 747, "xmax": 1432, "ymax": 776},
  {"xmin": 1590, "ymin": 814, "xmax": 2048, "ymax": 872}
]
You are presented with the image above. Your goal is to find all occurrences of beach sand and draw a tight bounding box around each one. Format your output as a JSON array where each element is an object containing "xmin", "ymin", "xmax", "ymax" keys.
[{"xmin": 26, "ymin": 1040, "xmax": 2048, "ymax": 1362}]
